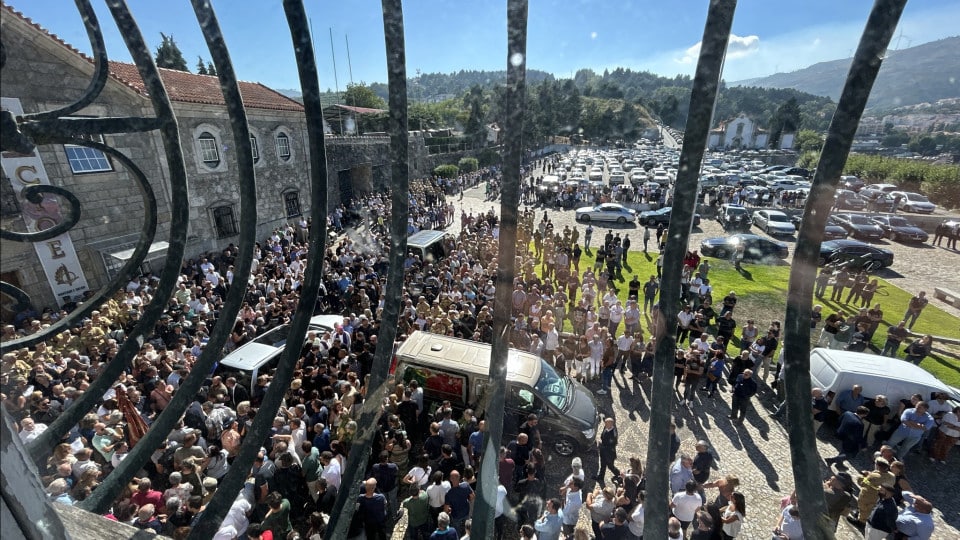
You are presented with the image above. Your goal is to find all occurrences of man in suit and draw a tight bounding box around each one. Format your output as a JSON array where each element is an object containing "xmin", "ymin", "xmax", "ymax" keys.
[{"xmin": 224, "ymin": 377, "xmax": 249, "ymax": 408}]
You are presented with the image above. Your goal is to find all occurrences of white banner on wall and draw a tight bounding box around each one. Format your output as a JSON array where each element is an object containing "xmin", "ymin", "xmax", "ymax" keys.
[{"xmin": 1, "ymin": 97, "xmax": 90, "ymax": 306}]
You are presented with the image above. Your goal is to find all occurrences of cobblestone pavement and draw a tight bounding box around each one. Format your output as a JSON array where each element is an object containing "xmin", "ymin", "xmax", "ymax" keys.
[
  {"xmin": 385, "ymin": 184, "xmax": 960, "ymax": 539},
  {"xmin": 391, "ymin": 372, "xmax": 959, "ymax": 539}
]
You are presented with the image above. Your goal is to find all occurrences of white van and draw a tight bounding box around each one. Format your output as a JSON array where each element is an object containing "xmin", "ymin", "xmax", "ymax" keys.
[
  {"xmin": 808, "ymin": 348, "xmax": 960, "ymax": 406},
  {"xmin": 392, "ymin": 332, "xmax": 601, "ymax": 456},
  {"xmin": 215, "ymin": 314, "xmax": 342, "ymax": 393}
]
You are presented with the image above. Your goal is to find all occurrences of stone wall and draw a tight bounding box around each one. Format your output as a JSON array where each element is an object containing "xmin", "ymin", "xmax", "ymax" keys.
[{"xmin": 1, "ymin": 12, "xmax": 171, "ymax": 308}]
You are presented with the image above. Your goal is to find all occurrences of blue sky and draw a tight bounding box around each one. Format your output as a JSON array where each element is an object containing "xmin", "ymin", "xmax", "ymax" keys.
[{"xmin": 11, "ymin": 0, "xmax": 960, "ymax": 92}]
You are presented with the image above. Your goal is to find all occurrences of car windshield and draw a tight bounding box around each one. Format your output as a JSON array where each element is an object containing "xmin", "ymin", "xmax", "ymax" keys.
[
  {"xmin": 904, "ymin": 193, "xmax": 929, "ymax": 202},
  {"xmin": 768, "ymin": 214, "xmax": 789, "ymax": 222},
  {"xmin": 727, "ymin": 207, "xmax": 748, "ymax": 216},
  {"xmin": 848, "ymin": 215, "xmax": 874, "ymax": 225},
  {"xmin": 886, "ymin": 217, "xmax": 911, "ymax": 226},
  {"xmin": 254, "ymin": 325, "xmax": 292, "ymax": 348},
  {"xmin": 534, "ymin": 359, "xmax": 569, "ymax": 410}
]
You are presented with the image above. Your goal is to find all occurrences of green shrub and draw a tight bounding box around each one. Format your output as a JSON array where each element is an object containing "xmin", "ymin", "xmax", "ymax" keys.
[
  {"xmin": 458, "ymin": 157, "xmax": 479, "ymax": 173},
  {"xmin": 433, "ymin": 164, "xmax": 460, "ymax": 178}
]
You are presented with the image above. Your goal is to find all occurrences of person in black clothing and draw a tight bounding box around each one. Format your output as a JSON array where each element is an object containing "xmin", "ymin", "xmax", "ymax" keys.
[
  {"xmin": 728, "ymin": 370, "xmax": 758, "ymax": 424},
  {"xmin": 357, "ymin": 477, "xmax": 389, "ymax": 540},
  {"xmin": 423, "ymin": 423, "xmax": 444, "ymax": 464},
  {"xmin": 824, "ymin": 406, "xmax": 869, "ymax": 471},
  {"xmin": 315, "ymin": 477, "xmax": 337, "ymax": 514},
  {"xmin": 691, "ymin": 440, "xmax": 714, "ymax": 485},
  {"xmin": 514, "ymin": 463, "xmax": 545, "ymax": 527},
  {"xmin": 594, "ymin": 417, "xmax": 621, "ymax": 485},
  {"xmin": 864, "ymin": 484, "xmax": 898, "ymax": 539},
  {"xmin": 508, "ymin": 433, "xmax": 532, "ymax": 484},
  {"xmin": 716, "ymin": 312, "xmax": 737, "ymax": 353}
]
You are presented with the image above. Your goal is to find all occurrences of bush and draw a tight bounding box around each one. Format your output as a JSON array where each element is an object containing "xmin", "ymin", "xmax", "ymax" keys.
[
  {"xmin": 458, "ymin": 157, "xmax": 479, "ymax": 173},
  {"xmin": 433, "ymin": 164, "xmax": 460, "ymax": 178}
]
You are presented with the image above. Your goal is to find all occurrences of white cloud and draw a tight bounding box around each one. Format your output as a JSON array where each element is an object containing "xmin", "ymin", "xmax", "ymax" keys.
[{"xmin": 676, "ymin": 34, "xmax": 760, "ymax": 64}]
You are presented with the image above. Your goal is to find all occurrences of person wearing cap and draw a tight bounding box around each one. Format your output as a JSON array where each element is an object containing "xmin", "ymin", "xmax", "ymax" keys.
[
  {"xmin": 691, "ymin": 441, "xmax": 714, "ymax": 486},
  {"xmin": 823, "ymin": 472, "xmax": 855, "ymax": 531}
]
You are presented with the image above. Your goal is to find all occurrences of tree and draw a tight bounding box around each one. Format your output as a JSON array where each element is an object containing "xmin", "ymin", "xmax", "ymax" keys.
[
  {"xmin": 343, "ymin": 83, "xmax": 387, "ymax": 109},
  {"xmin": 770, "ymin": 97, "xmax": 801, "ymax": 148},
  {"xmin": 794, "ymin": 129, "xmax": 824, "ymax": 153},
  {"xmin": 196, "ymin": 57, "xmax": 208, "ymax": 75},
  {"xmin": 207, "ymin": 61, "xmax": 217, "ymax": 77},
  {"xmin": 155, "ymin": 33, "xmax": 189, "ymax": 72}
]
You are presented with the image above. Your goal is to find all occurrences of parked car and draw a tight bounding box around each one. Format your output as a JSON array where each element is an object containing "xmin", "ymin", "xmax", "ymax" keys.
[
  {"xmin": 834, "ymin": 189, "xmax": 867, "ymax": 211},
  {"xmin": 575, "ymin": 203, "xmax": 637, "ymax": 223},
  {"xmin": 215, "ymin": 314, "xmax": 342, "ymax": 393},
  {"xmin": 832, "ymin": 213, "xmax": 885, "ymax": 241},
  {"xmin": 717, "ymin": 203, "xmax": 752, "ymax": 232},
  {"xmin": 700, "ymin": 233, "xmax": 789, "ymax": 262},
  {"xmin": 767, "ymin": 178, "xmax": 810, "ymax": 192},
  {"xmin": 637, "ymin": 206, "xmax": 701, "ymax": 228},
  {"xmin": 889, "ymin": 191, "xmax": 936, "ymax": 214},
  {"xmin": 818, "ymin": 239, "xmax": 894, "ymax": 271},
  {"xmin": 840, "ymin": 175, "xmax": 865, "ymax": 192},
  {"xmin": 790, "ymin": 215, "xmax": 848, "ymax": 240},
  {"xmin": 782, "ymin": 166, "xmax": 810, "ymax": 178},
  {"xmin": 860, "ymin": 183, "xmax": 899, "ymax": 201},
  {"xmin": 870, "ymin": 215, "xmax": 930, "ymax": 243},
  {"xmin": 752, "ymin": 209, "xmax": 796, "ymax": 236}
]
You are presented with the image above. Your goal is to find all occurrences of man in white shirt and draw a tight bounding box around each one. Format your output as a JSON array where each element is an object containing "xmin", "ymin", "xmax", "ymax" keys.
[
  {"xmin": 615, "ymin": 332, "xmax": 634, "ymax": 375},
  {"xmin": 320, "ymin": 451, "xmax": 341, "ymax": 490},
  {"xmin": 608, "ymin": 301, "xmax": 625, "ymax": 336}
]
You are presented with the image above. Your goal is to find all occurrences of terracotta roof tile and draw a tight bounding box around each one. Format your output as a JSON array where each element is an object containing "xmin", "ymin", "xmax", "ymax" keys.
[
  {"xmin": 2, "ymin": 4, "xmax": 303, "ymax": 112},
  {"xmin": 107, "ymin": 61, "xmax": 304, "ymax": 112}
]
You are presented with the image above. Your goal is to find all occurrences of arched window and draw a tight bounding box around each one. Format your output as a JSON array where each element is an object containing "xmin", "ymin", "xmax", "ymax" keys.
[
  {"xmin": 275, "ymin": 133, "xmax": 291, "ymax": 161},
  {"xmin": 198, "ymin": 132, "xmax": 220, "ymax": 166}
]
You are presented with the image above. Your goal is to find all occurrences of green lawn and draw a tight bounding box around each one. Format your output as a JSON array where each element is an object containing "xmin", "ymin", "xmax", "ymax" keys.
[{"xmin": 537, "ymin": 245, "xmax": 960, "ymax": 387}]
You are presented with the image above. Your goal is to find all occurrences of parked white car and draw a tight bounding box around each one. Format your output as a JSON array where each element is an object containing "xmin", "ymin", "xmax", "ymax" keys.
[
  {"xmin": 889, "ymin": 190, "xmax": 936, "ymax": 214},
  {"xmin": 752, "ymin": 209, "xmax": 796, "ymax": 236}
]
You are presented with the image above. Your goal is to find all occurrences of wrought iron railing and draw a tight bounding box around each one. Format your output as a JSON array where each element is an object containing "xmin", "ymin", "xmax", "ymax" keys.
[{"xmin": 0, "ymin": 0, "xmax": 907, "ymax": 539}]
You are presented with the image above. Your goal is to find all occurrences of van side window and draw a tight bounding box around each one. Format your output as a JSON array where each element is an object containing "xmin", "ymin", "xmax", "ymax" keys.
[{"xmin": 509, "ymin": 386, "xmax": 540, "ymax": 413}]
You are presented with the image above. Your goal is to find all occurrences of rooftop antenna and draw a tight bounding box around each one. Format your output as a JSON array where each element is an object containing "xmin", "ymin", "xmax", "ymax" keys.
[
  {"xmin": 329, "ymin": 27, "xmax": 341, "ymax": 101},
  {"xmin": 345, "ymin": 34, "xmax": 354, "ymax": 85}
]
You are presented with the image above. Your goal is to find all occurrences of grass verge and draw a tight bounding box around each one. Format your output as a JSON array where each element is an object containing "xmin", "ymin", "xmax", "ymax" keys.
[{"xmin": 539, "ymin": 245, "xmax": 960, "ymax": 387}]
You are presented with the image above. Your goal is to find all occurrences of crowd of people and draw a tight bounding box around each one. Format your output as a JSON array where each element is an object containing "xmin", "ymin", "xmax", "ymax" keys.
[{"xmin": 0, "ymin": 153, "xmax": 950, "ymax": 540}]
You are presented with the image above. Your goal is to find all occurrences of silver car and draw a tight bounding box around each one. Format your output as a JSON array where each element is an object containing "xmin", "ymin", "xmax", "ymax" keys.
[{"xmin": 575, "ymin": 203, "xmax": 637, "ymax": 224}]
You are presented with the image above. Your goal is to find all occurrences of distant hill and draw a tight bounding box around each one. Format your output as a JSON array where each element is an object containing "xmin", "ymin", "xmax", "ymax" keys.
[
  {"xmin": 276, "ymin": 69, "xmax": 555, "ymax": 104},
  {"xmin": 732, "ymin": 36, "xmax": 960, "ymax": 110}
]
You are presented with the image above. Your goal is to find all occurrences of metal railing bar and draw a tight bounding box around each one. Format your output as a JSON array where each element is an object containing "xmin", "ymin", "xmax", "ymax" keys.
[
  {"xmin": 324, "ymin": 0, "xmax": 410, "ymax": 536},
  {"xmin": 645, "ymin": 0, "xmax": 737, "ymax": 535},
  {"xmin": 783, "ymin": 1, "xmax": 908, "ymax": 538},
  {"xmin": 25, "ymin": 0, "xmax": 108, "ymax": 121},
  {"xmin": 472, "ymin": 0, "xmax": 527, "ymax": 538}
]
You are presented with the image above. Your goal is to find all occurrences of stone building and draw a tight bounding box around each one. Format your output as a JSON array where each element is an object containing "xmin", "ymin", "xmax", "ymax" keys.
[
  {"xmin": 707, "ymin": 113, "xmax": 795, "ymax": 150},
  {"xmin": 0, "ymin": 3, "xmax": 474, "ymax": 319},
  {"xmin": 0, "ymin": 4, "xmax": 310, "ymax": 311}
]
